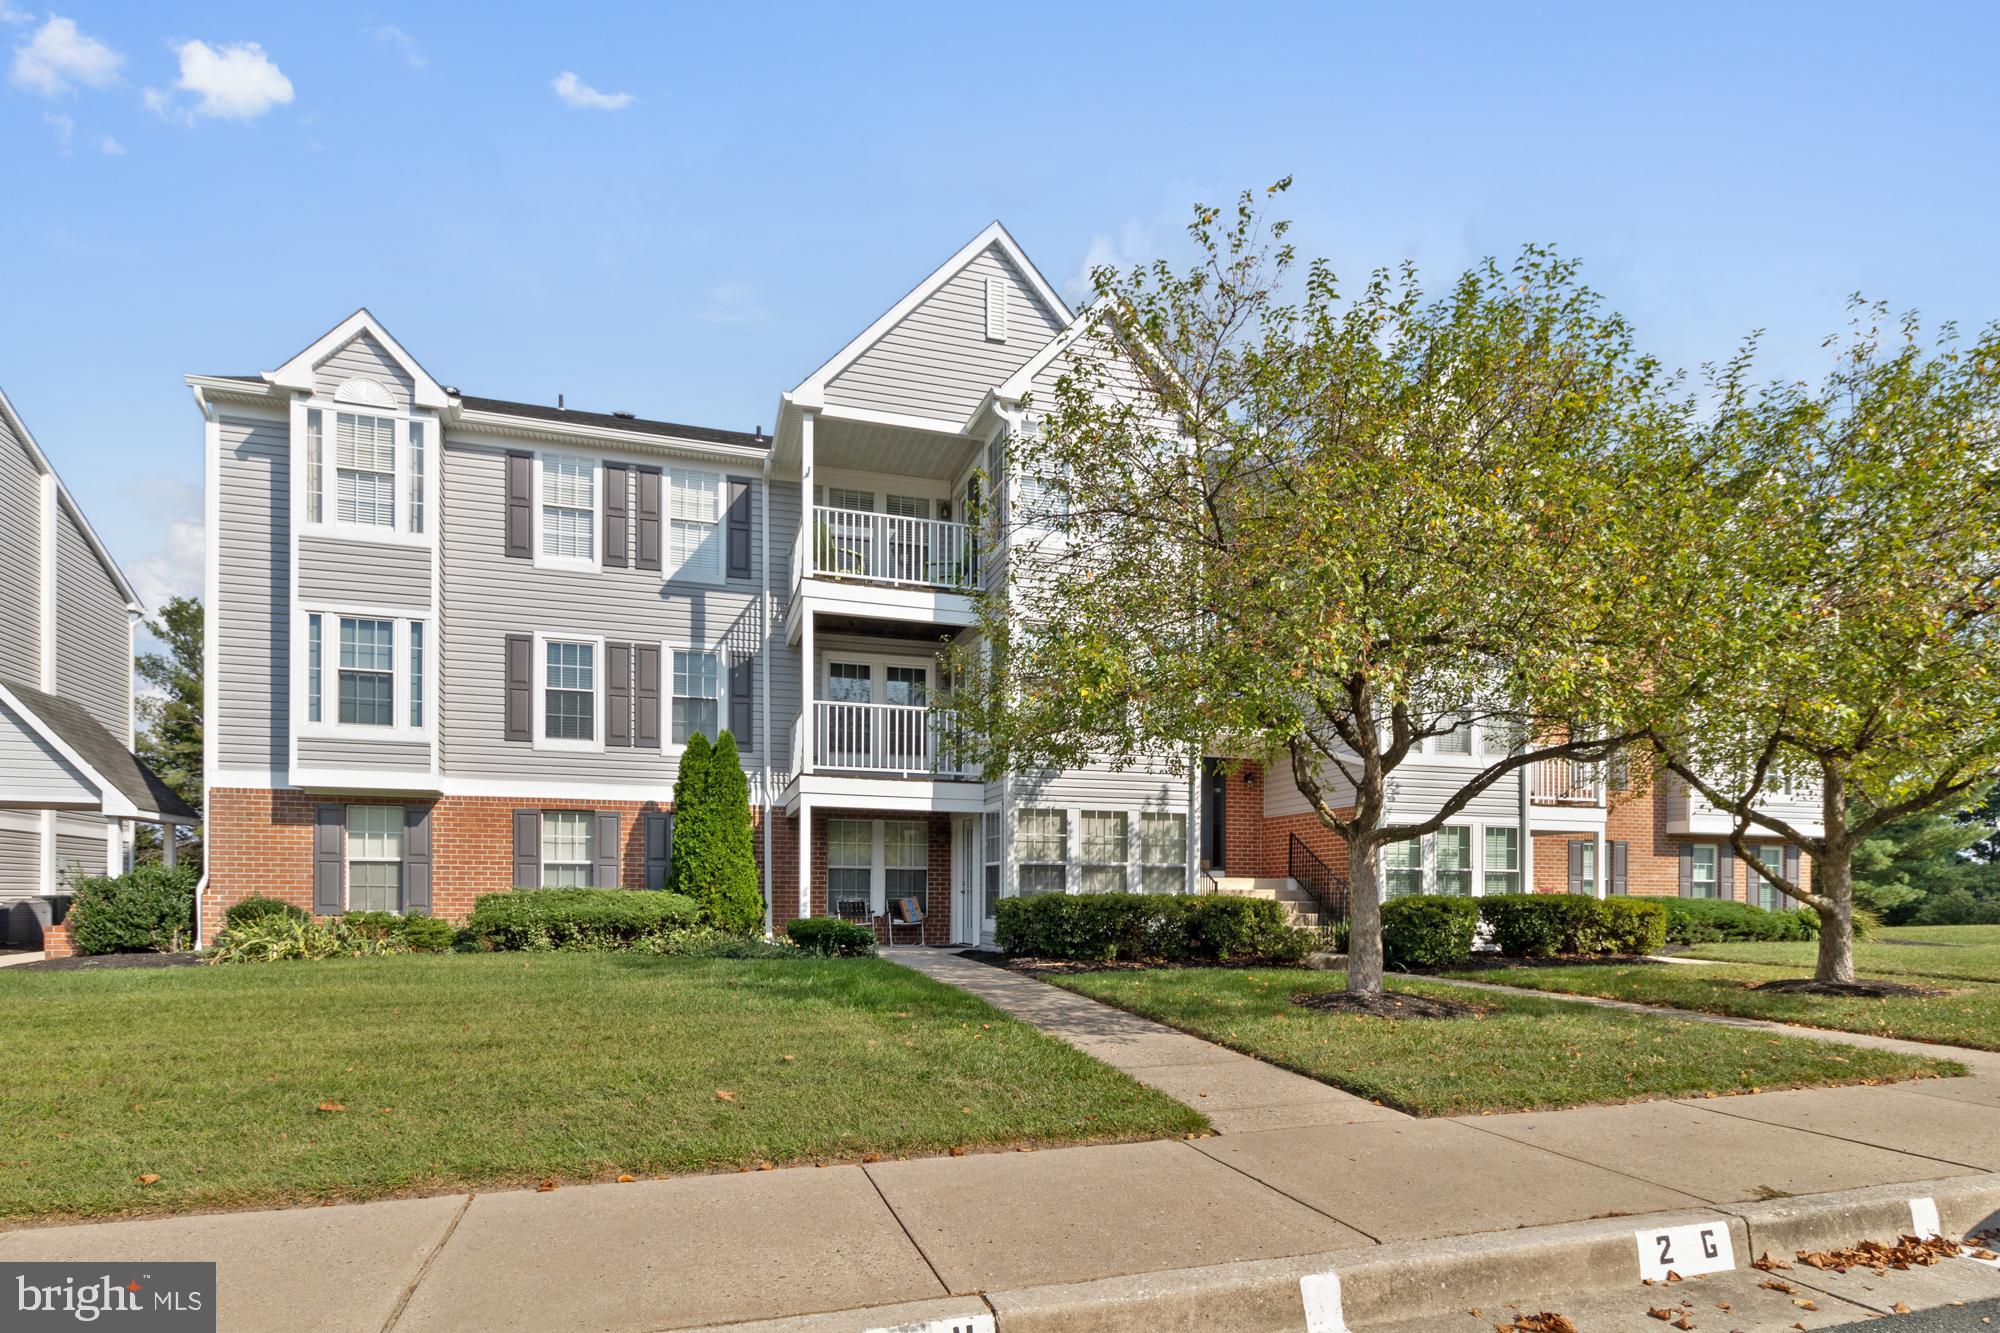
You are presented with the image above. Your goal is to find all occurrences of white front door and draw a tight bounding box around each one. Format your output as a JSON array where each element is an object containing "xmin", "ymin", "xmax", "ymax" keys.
[{"xmin": 953, "ymin": 815, "xmax": 979, "ymax": 944}]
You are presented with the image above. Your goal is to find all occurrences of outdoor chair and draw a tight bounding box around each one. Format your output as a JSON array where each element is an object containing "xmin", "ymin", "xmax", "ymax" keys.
[{"xmin": 887, "ymin": 896, "xmax": 926, "ymax": 945}]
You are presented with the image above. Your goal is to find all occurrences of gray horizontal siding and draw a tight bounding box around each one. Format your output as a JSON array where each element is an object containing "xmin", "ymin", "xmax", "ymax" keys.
[
  {"xmin": 314, "ymin": 333, "xmax": 414, "ymax": 409},
  {"xmin": 54, "ymin": 506, "xmax": 130, "ymax": 739},
  {"xmin": 215, "ymin": 416, "xmax": 289, "ymax": 773},
  {"xmin": 298, "ymin": 535, "xmax": 431, "ymax": 611},
  {"xmin": 0, "ymin": 825, "xmax": 37, "ymax": 895},
  {"xmin": 297, "ymin": 735, "xmax": 432, "ymax": 772},
  {"xmin": 1012, "ymin": 759, "xmax": 1192, "ymax": 814},
  {"xmin": 765, "ymin": 476, "xmax": 802, "ymax": 761},
  {"xmin": 824, "ymin": 244, "xmax": 1066, "ymax": 424},
  {"xmin": 0, "ymin": 699, "xmax": 97, "ymax": 803},
  {"xmin": 0, "ymin": 413, "xmax": 41, "ymax": 685},
  {"xmin": 440, "ymin": 440, "xmax": 773, "ymax": 784},
  {"xmin": 55, "ymin": 826, "xmax": 103, "ymax": 887}
]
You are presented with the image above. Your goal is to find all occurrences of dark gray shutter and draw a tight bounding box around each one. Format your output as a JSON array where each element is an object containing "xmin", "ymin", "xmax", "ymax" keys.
[
  {"xmin": 1718, "ymin": 845, "xmax": 1736, "ymax": 901},
  {"xmin": 726, "ymin": 476, "xmax": 753, "ymax": 578},
  {"xmin": 604, "ymin": 463, "xmax": 630, "ymax": 569},
  {"xmin": 1783, "ymin": 845, "xmax": 1801, "ymax": 902},
  {"xmin": 504, "ymin": 634, "xmax": 533, "ymax": 742},
  {"xmin": 1608, "ymin": 840, "xmax": 1629, "ymax": 896},
  {"xmin": 593, "ymin": 811, "xmax": 622, "ymax": 888},
  {"xmin": 636, "ymin": 468, "xmax": 662, "ymax": 571},
  {"xmin": 403, "ymin": 807, "xmax": 433, "ymax": 913},
  {"xmin": 313, "ymin": 804, "xmax": 345, "ymax": 915},
  {"xmin": 1566, "ymin": 841, "xmax": 1586, "ymax": 895},
  {"xmin": 512, "ymin": 810, "xmax": 542, "ymax": 888},
  {"xmin": 505, "ymin": 451, "xmax": 533, "ymax": 559},
  {"xmin": 1678, "ymin": 842, "xmax": 1694, "ymax": 897},
  {"xmin": 644, "ymin": 812, "xmax": 674, "ymax": 890},
  {"xmin": 606, "ymin": 641, "xmax": 633, "ymax": 747},
  {"xmin": 729, "ymin": 655, "xmax": 754, "ymax": 747},
  {"xmin": 635, "ymin": 643, "xmax": 661, "ymax": 749}
]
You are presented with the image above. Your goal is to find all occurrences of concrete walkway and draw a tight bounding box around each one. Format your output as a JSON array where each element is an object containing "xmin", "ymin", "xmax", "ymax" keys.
[{"xmin": 5, "ymin": 950, "xmax": 2000, "ymax": 1331}]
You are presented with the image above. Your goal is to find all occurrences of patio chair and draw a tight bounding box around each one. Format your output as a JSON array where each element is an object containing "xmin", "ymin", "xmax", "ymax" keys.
[{"xmin": 887, "ymin": 896, "xmax": 926, "ymax": 945}]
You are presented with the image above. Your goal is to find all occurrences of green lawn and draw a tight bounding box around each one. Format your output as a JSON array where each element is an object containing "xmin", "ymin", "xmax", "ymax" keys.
[
  {"xmin": 1048, "ymin": 969, "xmax": 1955, "ymax": 1116},
  {"xmin": 1684, "ymin": 924, "xmax": 2000, "ymax": 985},
  {"xmin": 1439, "ymin": 960, "xmax": 2000, "ymax": 1050},
  {"xmin": 0, "ymin": 953, "xmax": 1202, "ymax": 1224}
]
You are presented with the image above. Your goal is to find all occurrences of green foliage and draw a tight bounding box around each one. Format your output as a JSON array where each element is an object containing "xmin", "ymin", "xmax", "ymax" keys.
[
  {"xmin": 786, "ymin": 918, "xmax": 880, "ymax": 957},
  {"xmin": 464, "ymin": 888, "xmax": 701, "ymax": 952},
  {"xmin": 994, "ymin": 893, "xmax": 1309, "ymax": 964},
  {"xmin": 339, "ymin": 911, "xmax": 456, "ymax": 953},
  {"xmin": 1477, "ymin": 894, "xmax": 1667, "ymax": 958},
  {"xmin": 209, "ymin": 915, "xmax": 405, "ymax": 963},
  {"xmin": 1663, "ymin": 898, "xmax": 1817, "ymax": 944},
  {"xmin": 1380, "ymin": 896, "xmax": 1478, "ymax": 970},
  {"xmin": 1908, "ymin": 887, "xmax": 2000, "ymax": 926},
  {"xmin": 669, "ymin": 731, "xmax": 765, "ymax": 935},
  {"xmin": 67, "ymin": 863, "xmax": 198, "ymax": 955},
  {"xmin": 135, "ymin": 594, "xmax": 204, "ymax": 859},
  {"xmin": 634, "ymin": 927, "xmax": 797, "ymax": 959},
  {"xmin": 224, "ymin": 895, "xmax": 308, "ymax": 930}
]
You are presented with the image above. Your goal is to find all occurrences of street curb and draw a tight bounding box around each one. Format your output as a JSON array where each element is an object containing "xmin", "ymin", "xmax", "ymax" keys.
[
  {"xmin": 677, "ymin": 1296, "xmax": 997, "ymax": 1332},
  {"xmin": 1726, "ymin": 1172, "xmax": 2000, "ymax": 1257}
]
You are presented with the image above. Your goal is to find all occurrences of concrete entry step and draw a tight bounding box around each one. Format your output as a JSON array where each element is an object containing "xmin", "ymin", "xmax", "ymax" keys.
[{"xmin": 1209, "ymin": 877, "xmax": 1323, "ymax": 926}]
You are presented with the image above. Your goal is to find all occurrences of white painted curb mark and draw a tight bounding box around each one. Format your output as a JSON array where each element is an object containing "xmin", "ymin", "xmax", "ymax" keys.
[
  {"xmin": 865, "ymin": 1315, "xmax": 994, "ymax": 1333},
  {"xmin": 1635, "ymin": 1221, "xmax": 1734, "ymax": 1282},
  {"xmin": 1301, "ymin": 1270, "xmax": 1347, "ymax": 1333},
  {"xmin": 1909, "ymin": 1196, "xmax": 1942, "ymax": 1239}
]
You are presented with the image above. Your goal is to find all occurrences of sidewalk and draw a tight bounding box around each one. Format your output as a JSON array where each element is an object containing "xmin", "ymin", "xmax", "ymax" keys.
[{"xmin": 2, "ymin": 949, "xmax": 1997, "ymax": 1332}]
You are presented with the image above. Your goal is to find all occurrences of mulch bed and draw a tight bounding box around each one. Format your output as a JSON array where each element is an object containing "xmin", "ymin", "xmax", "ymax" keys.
[
  {"xmin": 1749, "ymin": 977, "xmax": 1947, "ymax": 999},
  {"xmin": 12, "ymin": 951, "xmax": 204, "ymax": 973},
  {"xmin": 1290, "ymin": 990, "xmax": 1483, "ymax": 1020}
]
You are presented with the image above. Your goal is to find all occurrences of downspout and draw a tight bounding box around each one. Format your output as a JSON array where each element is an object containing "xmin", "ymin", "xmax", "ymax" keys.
[
  {"xmin": 190, "ymin": 383, "xmax": 216, "ymax": 948},
  {"xmin": 1517, "ymin": 761, "xmax": 1533, "ymax": 893},
  {"xmin": 760, "ymin": 449, "xmax": 774, "ymax": 938}
]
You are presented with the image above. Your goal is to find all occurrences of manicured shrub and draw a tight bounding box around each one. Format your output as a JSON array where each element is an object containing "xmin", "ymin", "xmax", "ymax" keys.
[
  {"xmin": 339, "ymin": 911, "xmax": 456, "ymax": 953},
  {"xmin": 224, "ymin": 895, "xmax": 307, "ymax": 930},
  {"xmin": 1477, "ymin": 894, "xmax": 1667, "ymax": 958},
  {"xmin": 786, "ymin": 917, "xmax": 879, "ymax": 957},
  {"xmin": 670, "ymin": 732, "xmax": 765, "ymax": 935},
  {"xmin": 993, "ymin": 893, "xmax": 1310, "ymax": 963},
  {"xmin": 1663, "ymin": 898, "xmax": 1816, "ymax": 944},
  {"xmin": 635, "ymin": 926, "xmax": 797, "ymax": 959},
  {"xmin": 1380, "ymin": 895, "xmax": 1478, "ymax": 970},
  {"xmin": 66, "ymin": 863, "xmax": 198, "ymax": 955},
  {"xmin": 464, "ymin": 888, "xmax": 701, "ymax": 952}
]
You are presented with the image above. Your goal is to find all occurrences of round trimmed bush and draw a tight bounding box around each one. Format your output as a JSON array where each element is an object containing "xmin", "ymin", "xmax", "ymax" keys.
[
  {"xmin": 1380, "ymin": 894, "xmax": 1478, "ymax": 969},
  {"xmin": 786, "ymin": 917, "xmax": 878, "ymax": 956},
  {"xmin": 67, "ymin": 863, "xmax": 198, "ymax": 955},
  {"xmin": 224, "ymin": 895, "xmax": 308, "ymax": 930}
]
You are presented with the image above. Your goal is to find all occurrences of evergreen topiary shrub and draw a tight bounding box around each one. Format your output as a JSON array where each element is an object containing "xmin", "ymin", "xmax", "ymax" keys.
[
  {"xmin": 786, "ymin": 918, "xmax": 879, "ymax": 956},
  {"xmin": 225, "ymin": 895, "xmax": 308, "ymax": 930},
  {"xmin": 465, "ymin": 888, "xmax": 701, "ymax": 951},
  {"xmin": 1380, "ymin": 895, "xmax": 1478, "ymax": 969},
  {"xmin": 993, "ymin": 893, "xmax": 1308, "ymax": 963},
  {"xmin": 669, "ymin": 732, "xmax": 766, "ymax": 935},
  {"xmin": 67, "ymin": 863, "xmax": 198, "ymax": 954},
  {"xmin": 1663, "ymin": 898, "xmax": 1816, "ymax": 944},
  {"xmin": 1477, "ymin": 894, "xmax": 1666, "ymax": 958}
]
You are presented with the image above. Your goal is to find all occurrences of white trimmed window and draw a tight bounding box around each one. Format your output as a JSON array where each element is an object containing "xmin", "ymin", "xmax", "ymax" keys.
[
  {"xmin": 1079, "ymin": 811, "xmax": 1129, "ymax": 893},
  {"xmin": 884, "ymin": 820, "xmax": 927, "ymax": 910},
  {"xmin": 338, "ymin": 617, "xmax": 396, "ymax": 726},
  {"xmin": 305, "ymin": 409, "xmax": 326, "ymax": 524},
  {"xmin": 828, "ymin": 818, "xmax": 873, "ymax": 918},
  {"xmin": 306, "ymin": 614, "xmax": 323, "ymax": 724},
  {"xmin": 300, "ymin": 398, "xmax": 431, "ymax": 541},
  {"xmin": 541, "ymin": 811, "xmax": 595, "ymax": 887},
  {"xmin": 983, "ymin": 811, "xmax": 1002, "ymax": 920},
  {"xmin": 1430, "ymin": 720, "xmax": 1475, "ymax": 756},
  {"xmin": 1017, "ymin": 809, "xmax": 1067, "ymax": 896},
  {"xmin": 336, "ymin": 413, "xmax": 398, "ymax": 527},
  {"xmin": 672, "ymin": 649, "xmax": 721, "ymax": 746},
  {"xmin": 346, "ymin": 806, "xmax": 405, "ymax": 912},
  {"xmin": 543, "ymin": 640, "xmax": 596, "ymax": 743},
  {"xmin": 1381, "ymin": 838, "xmax": 1423, "ymax": 899},
  {"xmin": 1753, "ymin": 845, "xmax": 1785, "ymax": 911},
  {"xmin": 539, "ymin": 455, "xmax": 597, "ymax": 564},
  {"xmin": 1483, "ymin": 827, "xmax": 1520, "ymax": 893},
  {"xmin": 1689, "ymin": 844, "xmax": 1719, "ymax": 899},
  {"xmin": 408, "ymin": 421, "xmax": 427, "ymax": 535},
  {"xmin": 302, "ymin": 611, "xmax": 428, "ymax": 736},
  {"xmin": 1139, "ymin": 812, "xmax": 1188, "ymax": 893},
  {"xmin": 668, "ymin": 467, "xmax": 722, "ymax": 581},
  {"xmin": 1435, "ymin": 826, "xmax": 1474, "ymax": 896}
]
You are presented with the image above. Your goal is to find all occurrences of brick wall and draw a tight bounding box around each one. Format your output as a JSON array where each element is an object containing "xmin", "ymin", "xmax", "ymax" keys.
[
  {"xmin": 41, "ymin": 921, "xmax": 72, "ymax": 959},
  {"xmin": 1221, "ymin": 760, "xmax": 1272, "ymax": 875},
  {"xmin": 780, "ymin": 808, "xmax": 954, "ymax": 946}
]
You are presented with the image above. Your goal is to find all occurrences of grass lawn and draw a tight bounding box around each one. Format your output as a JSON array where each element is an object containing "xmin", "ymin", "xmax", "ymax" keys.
[
  {"xmin": 1439, "ymin": 960, "xmax": 2000, "ymax": 1051},
  {"xmin": 1048, "ymin": 969, "xmax": 1955, "ymax": 1116},
  {"xmin": 0, "ymin": 953, "xmax": 1203, "ymax": 1224},
  {"xmin": 1683, "ymin": 924, "xmax": 2000, "ymax": 985}
]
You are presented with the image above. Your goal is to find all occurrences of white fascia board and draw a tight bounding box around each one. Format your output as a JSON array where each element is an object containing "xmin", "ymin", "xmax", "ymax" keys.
[
  {"xmin": 0, "ymin": 386, "xmax": 144, "ymax": 610},
  {"xmin": 0, "ymin": 680, "xmax": 136, "ymax": 819},
  {"xmin": 266, "ymin": 308, "xmax": 453, "ymax": 411},
  {"xmin": 446, "ymin": 412, "xmax": 772, "ymax": 467}
]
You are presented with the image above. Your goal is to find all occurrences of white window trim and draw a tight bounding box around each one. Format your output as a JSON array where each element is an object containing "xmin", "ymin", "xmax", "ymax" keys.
[
  {"xmin": 296, "ymin": 604, "xmax": 432, "ymax": 741},
  {"xmin": 533, "ymin": 631, "xmax": 607, "ymax": 753},
  {"xmin": 664, "ymin": 465, "xmax": 727, "ymax": 588},
  {"xmin": 539, "ymin": 808, "xmax": 597, "ymax": 887},
  {"xmin": 816, "ymin": 652, "xmax": 935, "ymax": 704},
  {"xmin": 293, "ymin": 397, "xmax": 434, "ymax": 548},
  {"xmin": 663, "ymin": 640, "xmax": 727, "ymax": 756},
  {"xmin": 532, "ymin": 450, "xmax": 604, "ymax": 573},
  {"xmin": 344, "ymin": 804, "xmax": 407, "ymax": 913}
]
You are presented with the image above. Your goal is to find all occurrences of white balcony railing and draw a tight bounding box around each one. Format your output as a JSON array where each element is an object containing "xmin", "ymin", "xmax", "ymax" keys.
[
  {"xmin": 807, "ymin": 505, "xmax": 979, "ymax": 591},
  {"xmin": 795, "ymin": 701, "xmax": 976, "ymax": 778},
  {"xmin": 1530, "ymin": 757, "xmax": 1606, "ymax": 806}
]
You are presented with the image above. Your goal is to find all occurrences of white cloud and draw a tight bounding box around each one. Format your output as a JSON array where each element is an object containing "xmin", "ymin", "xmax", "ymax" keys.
[
  {"xmin": 10, "ymin": 15, "xmax": 123, "ymax": 96},
  {"xmin": 551, "ymin": 70, "xmax": 632, "ymax": 110},
  {"xmin": 0, "ymin": 4, "xmax": 33, "ymax": 25},
  {"xmin": 98, "ymin": 133, "xmax": 122, "ymax": 154},
  {"xmin": 1063, "ymin": 218, "xmax": 1157, "ymax": 304},
  {"xmin": 370, "ymin": 23, "xmax": 425, "ymax": 70},
  {"xmin": 169, "ymin": 39, "xmax": 293, "ymax": 120},
  {"xmin": 123, "ymin": 479, "xmax": 205, "ymax": 614},
  {"xmin": 42, "ymin": 109, "xmax": 72, "ymax": 148}
]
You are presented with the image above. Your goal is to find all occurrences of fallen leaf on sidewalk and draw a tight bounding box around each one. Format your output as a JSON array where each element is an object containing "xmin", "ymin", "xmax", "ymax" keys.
[
  {"xmin": 1647, "ymin": 1309, "xmax": 1674, "ymax": 1323},
  {"xmin": 1893, "ymin": 1303, "xmax": 1912, "ymax": 1314},
  {"xmin": 1761, "ymin": 1279, "xmax": 1797, "ymax": 1295},
  {"xmin": 536, "ymin": 1179, "xmax": 557, "ymax": 1193},
  {"xmin": 861, "ymin": 1152, "xmax": 881, "ymax": 1163},
  {"xmin": 1753, "ymin": 1252, "xmax": 1792, "ymax": 1271},
  {"xmin": 1792, "ymin": 1298, "xmax": 1817, "ymax": 1311},
  {"xmin": 616, "ymin": 1174, "xmax": 634, "ymax": 1183},
  {"xmin": 1494, "ymin": 1313, "xmax": 1575, "ymax": 1333}
]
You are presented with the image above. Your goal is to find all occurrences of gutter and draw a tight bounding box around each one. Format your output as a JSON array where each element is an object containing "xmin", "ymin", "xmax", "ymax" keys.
[{"xmin": 760, "ymin": 448, "xmax": 774, "ymax": 938}]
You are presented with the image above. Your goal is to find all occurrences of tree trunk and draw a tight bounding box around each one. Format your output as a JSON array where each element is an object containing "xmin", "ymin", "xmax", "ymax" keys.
[
  {"xmin": 1813, "ymin": 772, "xmax": 1855, "ymax": 985},
  {"xmin": 1346, "ymin": 837, "xmax": 1384, "ymax": 995}
]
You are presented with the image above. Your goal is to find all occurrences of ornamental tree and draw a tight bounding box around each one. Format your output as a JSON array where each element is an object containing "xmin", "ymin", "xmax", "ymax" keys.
[
  {"xmin": 1650, "ymin": 306, "xmax": 2000, "ymax": 985},
  {"xmin": 951, "ymin": 184, "xmax": 1702, "ymax": 996}
]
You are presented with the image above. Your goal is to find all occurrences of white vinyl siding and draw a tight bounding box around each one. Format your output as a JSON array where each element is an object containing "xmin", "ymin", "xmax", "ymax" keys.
[
  {"xmin": 541, "ymin": 810, "xmax": 595, "ymax": 887},
  {"xmin": 345, "ymin": 806, "xmax": 404, "ymax": 912}
]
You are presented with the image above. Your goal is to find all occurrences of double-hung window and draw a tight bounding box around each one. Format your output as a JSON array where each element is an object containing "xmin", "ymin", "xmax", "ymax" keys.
[
  {"xmin": 668, "ymin": 467, "xmax": 722, "ymax": 581},
  {"xmin": 1138, "ymin": 812, "xmax": 1188, "ymax": 892},
  {"xmin": 1431, "ymin": 721, "xmax": 1474, "ymax": 756},
  {"xmin": 1752, "ymin": 845, "xmax": 1786, "ymax": 911},
  {"xmin": 828, "ymin": 818, "xmax": 873, "ymax": 918},
  {"xmin": 541, "ymin": 811, "xmax": 595, "ymax": 887},
  {"xmin": 1434, "ymin": 826, "xmax": 1473, "ymax": 895},
  {"xmin": 1017, "ymin": 809, "xmax": 1067, "ymax": 895},
  {"xmin": 540, "ymin": 455, "xmax": 596, "ymax": 564},
  {"xmin": 672, "ymin": 649, "xmax": 721, "ymax": 745},
  {"xmin": 338, "ymin": 617, "xmax": 396, "ymax": 726},
  {"xmin": 1688, "ymin": 844, "xmax": 1720, "ymax": 899},
  {"xmin": 884, "ymin": 821, "xmax": 927, "ymax": 910},
  {"xmin": 303, "ymin": 611, "xmax": 427, "ymax": 735},
  {"xmin": 1381, "ymin": 838, "xmax": 1423, "ymax": 899},
  {"xmin": 302, "ymin": 395, "xmax": 432, "ymax": 540},
  {"xmin": 336, "ymin": 413, "xmax": 398, "ymax": 528},
  {"xmin": 543, "ymin": 639, "xmax": 596, "ymax": 743},
  {"xmin": 345, "ymin": 806, "xmax": 404, "ymax": 912},
  {"xmin": 1079, "ymin": 811, "xmax": 1129, "ymax": 893},
  {"xmin": 1483, "ymin": 827, "xmax": 1520, "ymax": 893}
]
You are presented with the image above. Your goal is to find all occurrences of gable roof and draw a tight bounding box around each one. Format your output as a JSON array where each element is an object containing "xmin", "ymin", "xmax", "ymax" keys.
[
  {"xmin": 266, "ymin": 309, "xmax": 453, "ymax": 411},
  {"xmin": 0, "ymin": 677, "xmax": 197, "ymax": 822},
  {"xmin": 789, "ymin": 221, "xmax": 1073, "ymax": 407},
  {"xmin": 0, "ymin": 387, "xmax": 141, "ymax": 609}
]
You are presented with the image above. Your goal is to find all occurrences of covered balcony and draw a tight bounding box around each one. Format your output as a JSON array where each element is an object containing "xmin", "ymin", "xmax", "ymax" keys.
[
  {"xmin": 793, "ymin": 505, "xmax": 980, "ymax": 594},
  {"xmin": 790, "ymin": 701, "xmax": 976, "ymax": 779},
  {"xmin": 1530, "ymin": 757, "xmax": 1607, "ymax": 806}
]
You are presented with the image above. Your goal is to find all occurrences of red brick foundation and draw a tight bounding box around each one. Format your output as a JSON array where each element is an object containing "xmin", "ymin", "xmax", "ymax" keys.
[
  {"xmin": 774, "ymin": 808, "xmax": 954, "ymax": 946},
  {"xmin": 41, "ymin": 921, "xmax": 73, "ymax": 958}
]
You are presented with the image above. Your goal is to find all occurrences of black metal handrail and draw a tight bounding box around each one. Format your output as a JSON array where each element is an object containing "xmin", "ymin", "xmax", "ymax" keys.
[{"xmin": 1287, "ymin": 832, "xmax": 1351, "ymax": 924}]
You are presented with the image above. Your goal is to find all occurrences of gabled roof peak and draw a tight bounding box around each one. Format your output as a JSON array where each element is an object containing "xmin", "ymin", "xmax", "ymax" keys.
[{"xmin": 266, "ymin": 308, "xmax": 452, "ymax": 410}]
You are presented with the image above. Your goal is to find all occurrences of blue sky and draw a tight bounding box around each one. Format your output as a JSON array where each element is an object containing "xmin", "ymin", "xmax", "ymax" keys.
[{"xmin": 3, "ymin": 1, "xmax": 1996, "ymax": 619}]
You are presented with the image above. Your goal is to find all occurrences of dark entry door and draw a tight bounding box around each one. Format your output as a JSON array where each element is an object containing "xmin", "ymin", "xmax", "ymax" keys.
[{"xmin": 1202, "ymin": 758, "xmax": 1227, "ymax": 871}]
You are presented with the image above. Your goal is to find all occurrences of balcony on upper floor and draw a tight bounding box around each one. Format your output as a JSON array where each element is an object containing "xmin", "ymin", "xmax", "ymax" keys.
[
  {"xmin": 1530, "ymin": 757, "xmax": 1607, "ymax": 807},
  {"xmin": 794, "ymin": 505, "xmax": 980, "ymax": 594},
  {"xmin": 789, "ymin": 700, "xmax": 977, "ymax": 781}
]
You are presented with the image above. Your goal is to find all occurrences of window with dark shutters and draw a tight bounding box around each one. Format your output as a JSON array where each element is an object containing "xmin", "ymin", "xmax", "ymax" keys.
[
  {"xmin": 505, "ymin": 451, "xmax": 534, "ymax": 558},
  {"xmin": 1718, "ymin": 845, "xmax": 1736, "ymax": 901},
  {"xmin": 635, "ymin": 643, "xmax": 661, "ymax": 749},
  {"xmin": 1608, "ymin": 840, "xmax": 1630, "ymax": 895},
  {"xmin": 403, "ymin": 807, "xmax": 434, "ymax": 913},
  {"xmin": 511, "ymin": 810, "xmax": 542, "ymax": 887},
  {"xmin": 604, "ymin": 463, "xmax": 630, "ymax": 568},
  {"xmin": 313, "ymin": 804, "xmax": 346, "ymax": 915},
  {"xmin": 593, "ymin": 811, "xmax": 622, "ymax": 888},
  {"xmin": 504, "ymin": 634, "xmax": 533, "ymax": 742},
  {"xmin": 1678, "ymin": 842, "xmax": 1695, "ymax": 897},
  {"xmin": 726, "ymin": 476, "xmax": 753, "ymax": 578},
  {"xmin": 1566, "ymin": 841, "xmax": 1587, "ymax": 895},
  {"xmin": 635, "ymin": 467, "xmax": 663, "ymax": 571},
  {"xmin": 606, "ymin": 641, "xmax": 634, "ymax": 747}
]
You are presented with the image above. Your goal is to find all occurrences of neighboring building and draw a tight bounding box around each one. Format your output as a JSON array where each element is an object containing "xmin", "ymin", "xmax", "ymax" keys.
[
  {"xmin": 0, "ymin": 389, "xmax": 199, "ymax": 948},
  {"xmin": 189, "ymin": 224, "xmax": 1814, "ymax": 944}
]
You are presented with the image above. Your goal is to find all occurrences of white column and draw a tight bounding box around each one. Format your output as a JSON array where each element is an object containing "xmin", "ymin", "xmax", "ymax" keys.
[
  {"xmin": 161, "ymin": 826, "xmax": 178, "ymax": 868},
  {"xmin": 39, "ymin": 810, "xmax": 56, "ymax": 895},
  {"xmin": 1516, "ymin": 764, "xmax": 1533, "ymax": 892},
  {"xmin": 105, "ymin": 820, "xmax": 124, "ymax": 876},
  {"xmin": 1594, "ymin": 826, "xmax": 1607, "ymax": 899},
  {"xmin": 799, "ymin": 611, "xmax": 815, "ymax": 777},
  {"xmin": 799, "ymin": 409, "xmax": 816, "ymax": 578},
  {"xmin": 797, "ymin": 798, "xmax": 813, "ymax": 922}
]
